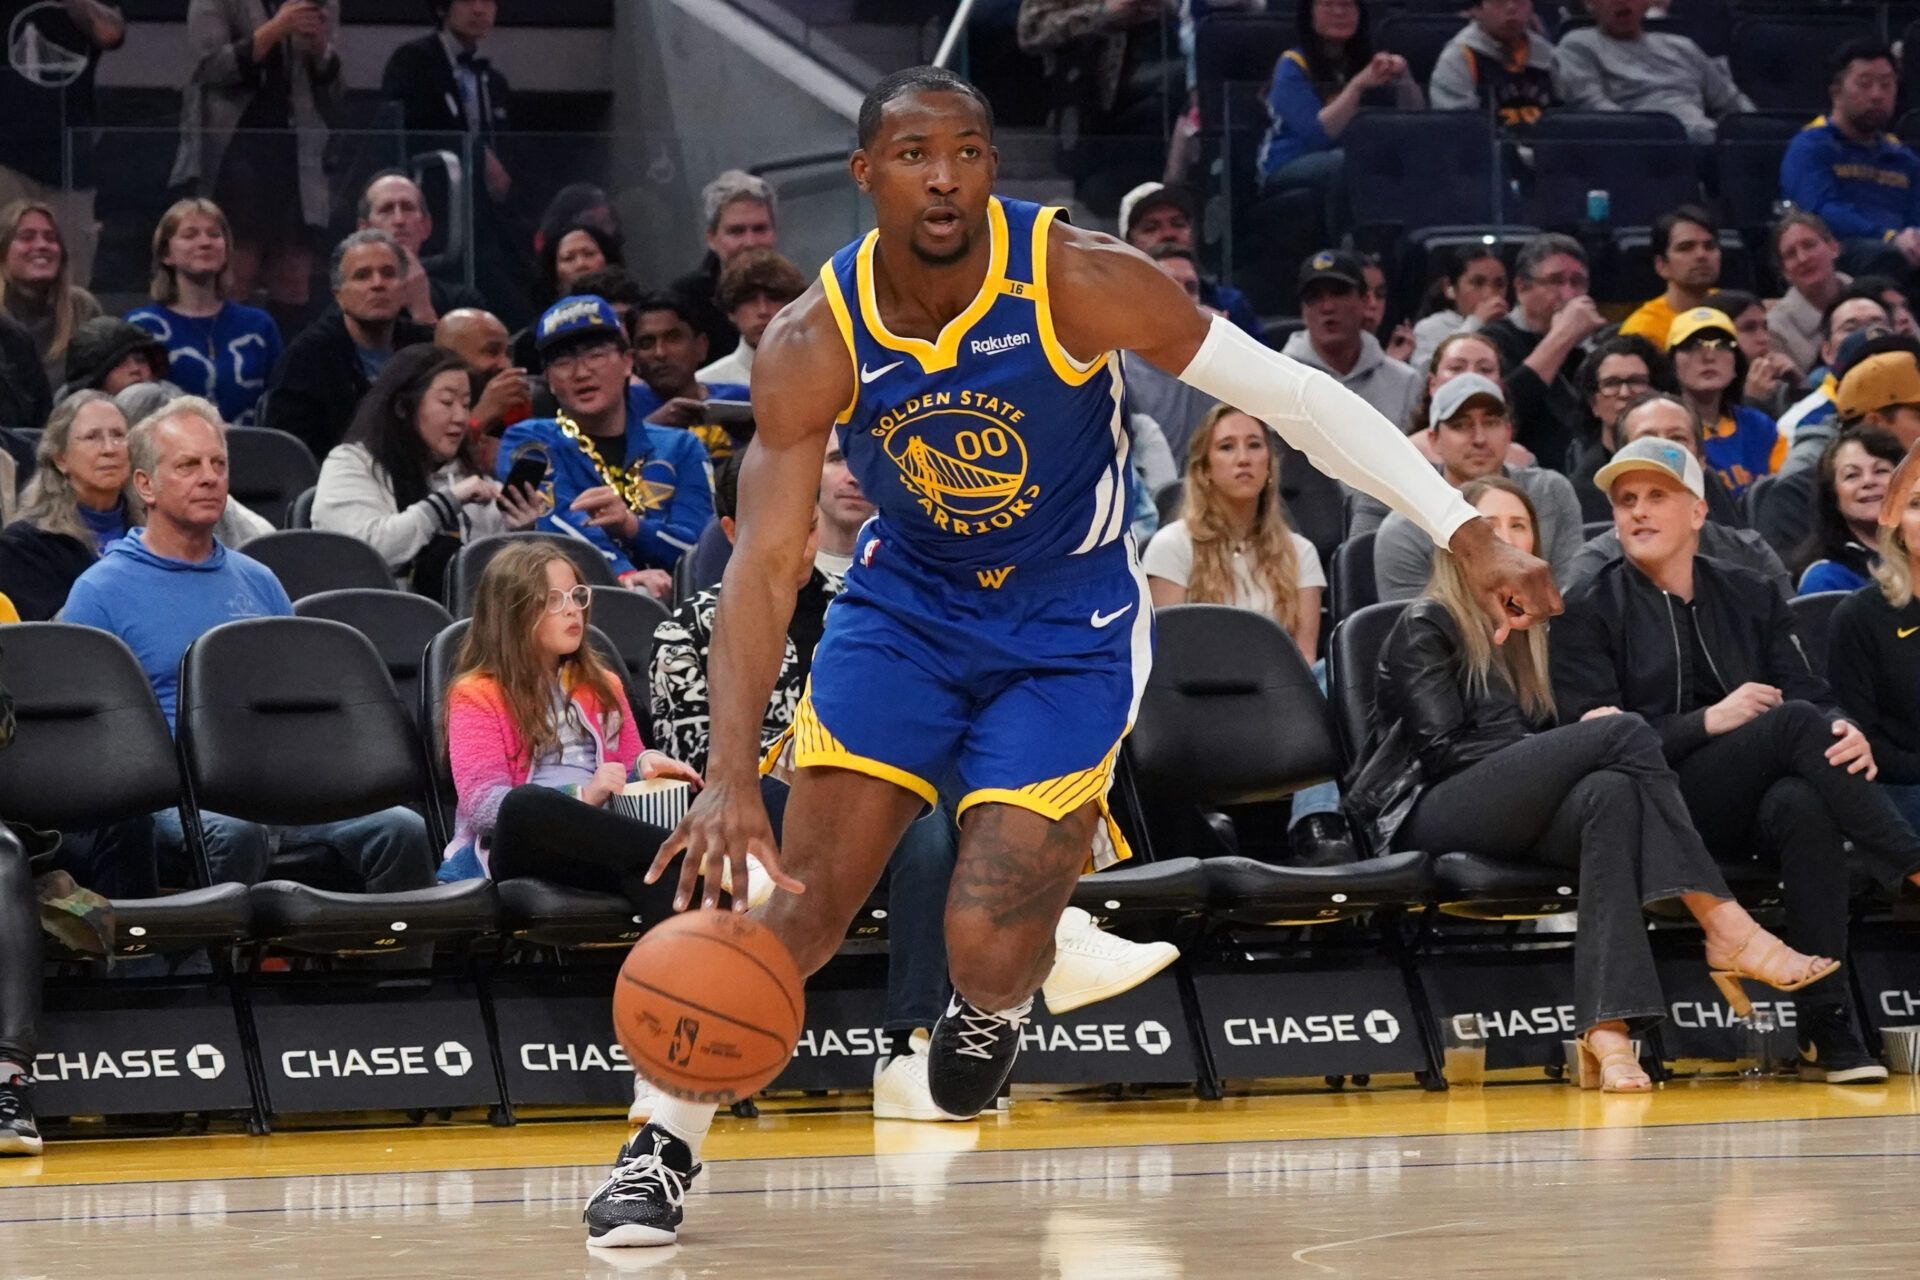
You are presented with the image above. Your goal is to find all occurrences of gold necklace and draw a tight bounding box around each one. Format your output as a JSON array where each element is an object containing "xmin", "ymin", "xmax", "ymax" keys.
[{"xmin": 554, "ymin": 412, "xmax": 666, "ymax": 513}]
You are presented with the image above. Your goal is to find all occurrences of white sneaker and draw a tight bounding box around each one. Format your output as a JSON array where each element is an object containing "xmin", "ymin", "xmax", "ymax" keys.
[
  {"xmin": 628, "ymin": 1072, "xmax": 660, "ymax": 1125},
  {"xmin": 872, "ymin": 1029, "xmax": 971, "ymax": 1122},
  {"xmin": 1040, "ymin": 907, "xmax": 1179, "ymax": 1016}
]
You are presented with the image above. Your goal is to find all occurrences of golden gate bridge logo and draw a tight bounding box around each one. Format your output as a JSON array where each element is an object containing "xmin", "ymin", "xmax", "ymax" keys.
[{"xmin": 882, "ymin": 409, "xmax": 1030, "ymax": 520}]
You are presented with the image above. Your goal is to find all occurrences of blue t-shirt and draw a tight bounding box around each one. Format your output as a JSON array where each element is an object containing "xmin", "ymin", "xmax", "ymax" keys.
[
  {"xmin": 126, "ymin": 302, "xmax": 283, "ymax": 428},
  {"xmin": 59, "ymin": 530, "xmax": 292, "ymax": 728}
]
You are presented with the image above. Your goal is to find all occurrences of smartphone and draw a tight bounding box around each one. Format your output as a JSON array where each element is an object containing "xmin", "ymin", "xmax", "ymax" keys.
[
  {"xmin": 502, "ymin": 455, "xmax": 546, "ymax": 496},
  {"xmin": 701, "ymin": 399, "xmax": 754, "ymax": 429}
]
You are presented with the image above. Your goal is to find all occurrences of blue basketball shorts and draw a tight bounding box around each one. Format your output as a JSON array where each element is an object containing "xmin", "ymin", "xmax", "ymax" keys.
[{"xmin": 767, "ymin": 524, "xmax": 1153, "ymax": 852}]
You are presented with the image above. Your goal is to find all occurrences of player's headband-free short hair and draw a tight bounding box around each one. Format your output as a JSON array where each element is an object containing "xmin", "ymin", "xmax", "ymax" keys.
[{"xmin": 857, "ymin": 65, "xmax": 995, "ymax": 151}]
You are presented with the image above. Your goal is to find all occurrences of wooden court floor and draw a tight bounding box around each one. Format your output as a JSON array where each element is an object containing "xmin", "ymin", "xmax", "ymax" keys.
[{"xmin": 3, "ymin": 1075, "xmax": 1918, "ymax": 1278}]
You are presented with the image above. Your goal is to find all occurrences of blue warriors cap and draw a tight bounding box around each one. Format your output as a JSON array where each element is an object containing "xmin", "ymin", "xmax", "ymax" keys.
[{"xmin": 535, "ymin": 294, "xmax": 623, "ymax": 358}]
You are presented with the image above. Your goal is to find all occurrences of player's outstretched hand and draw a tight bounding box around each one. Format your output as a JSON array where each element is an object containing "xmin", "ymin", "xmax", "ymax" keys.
[
  {"xmin": 1449, "ymin": 515, "xmax": 1562, "ymax": 644},
  {"xmin": 646, "ymin": 774, "xmax": 805, "ymax": 913}
]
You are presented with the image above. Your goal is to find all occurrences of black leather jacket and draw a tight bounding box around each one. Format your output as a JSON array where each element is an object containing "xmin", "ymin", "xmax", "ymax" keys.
[
  {"xmin": 1346, "ymin": 598, "xmax": 1546, "ymax": 853},
  {"xmin": 1550, "ymin": 553, "xmax": 1838, "ymax": 761}
]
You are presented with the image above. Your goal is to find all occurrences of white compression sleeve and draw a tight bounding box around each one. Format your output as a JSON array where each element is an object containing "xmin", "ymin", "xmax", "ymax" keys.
[{"xmin": 1175, "ymin": 314, "xmax": 1480, "ymax": 549}]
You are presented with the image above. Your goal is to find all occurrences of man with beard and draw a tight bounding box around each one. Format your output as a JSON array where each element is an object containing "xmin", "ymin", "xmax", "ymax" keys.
[
  {"xmin": 1781, "ymin": 42, "xmax": 1920, "ymax": 279},
  {"xmin": 1620, "ymin": 206, "xmax": 1723, "ymax": 353},
  {"xmin": 434, "ymin": 307, "xmax": 528, "ymax": 471}
]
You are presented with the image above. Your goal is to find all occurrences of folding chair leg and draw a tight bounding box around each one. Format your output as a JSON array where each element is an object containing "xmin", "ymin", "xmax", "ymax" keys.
[{"xmin": 1385, "ymin": 913, "xmax": 1448, "ymax": 1091}]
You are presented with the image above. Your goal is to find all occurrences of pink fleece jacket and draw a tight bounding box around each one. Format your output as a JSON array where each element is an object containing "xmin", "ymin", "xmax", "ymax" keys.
[{"xmin": 444, "ymin": 672, "xmax": 644, "ymax": 870}]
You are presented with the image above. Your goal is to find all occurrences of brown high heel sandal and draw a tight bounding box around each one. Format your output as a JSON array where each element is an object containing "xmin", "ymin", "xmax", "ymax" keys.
[
  {"xmin": 1573, "ymin": 1034, "xmax": 1653, "ymax": 1093},
  {"xmin": 1705, "ymin": 927, "xmax": 1840, "ymax": 1018}
]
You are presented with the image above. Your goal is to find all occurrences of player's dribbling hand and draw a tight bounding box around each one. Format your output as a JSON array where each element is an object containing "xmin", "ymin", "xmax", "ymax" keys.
[{"xmin": 646, "ymin": 775, "xmax": 806, "ymax": 913}]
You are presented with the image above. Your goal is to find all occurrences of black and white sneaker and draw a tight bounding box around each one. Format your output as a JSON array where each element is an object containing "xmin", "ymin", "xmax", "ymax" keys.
[
  {"xmin": 583, "ymin": 1124, "xmax": 701, "ymax": 1248},
  {"xmin": 1797, "ymin": 1006, "xmax": 1889, "ymax": 1084},
  {"xmin": 926, "ymin": 993, "xmax": 1030, "ymax": 1118},
  {"xmin": 0, "ymin": 1075, "xmax": 42, "ymax": 1156}
]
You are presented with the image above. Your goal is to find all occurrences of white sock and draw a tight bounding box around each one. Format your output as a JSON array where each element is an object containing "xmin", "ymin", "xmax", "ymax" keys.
[{"xmin": 647, "ymin": 1093, "xmax": 717, "ymax": 1160}]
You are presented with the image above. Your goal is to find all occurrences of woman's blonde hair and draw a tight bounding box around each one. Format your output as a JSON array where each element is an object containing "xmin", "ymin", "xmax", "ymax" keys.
[
  {"xmin": 1181, "ymin": 402, "xmax": 1302, "ymax": 631},
  {"xmin": 17, "ymin": 391, "xmax": 141, "ymax": 545},
  {"xmin": 0, "ymin": 200, "xmax": 83, "ymax": 361},
  {"xmin": 1874, "ymin": 522, "xmax": 1914, "ymax": 607},
  {"xmin": 449, "ymin": 542, "xmax": 625, "ymax": 765},
  {"xmin": 1423, "ymin": 476, "xmax": 1555, "ymax": 719},
  {"xmin": 149, "ymin": 198, "xmax": 233, "ymax": 305}
]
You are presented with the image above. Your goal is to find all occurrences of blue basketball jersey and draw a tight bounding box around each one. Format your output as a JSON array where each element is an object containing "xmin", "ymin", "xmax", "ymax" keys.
[{"xmin": 819, "ymin": 197, "xmax": 1130, "ymax": 571}]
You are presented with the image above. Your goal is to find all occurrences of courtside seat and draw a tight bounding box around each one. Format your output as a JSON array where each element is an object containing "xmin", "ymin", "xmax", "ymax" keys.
[
  {"xmin": 1431, "ymin": 852, "xmax": 1578, "ymax": 920},
  {"xmin": 106, "ymin": 884, "xmax": 256, "ymax": 957},
  {"xmin": 494, "ymin": 878, "xmax": 641, "ymax": 950},
  {"xmin": 1203, "ymin": 852, "xmax": 1434, "ymax": 927},
  {"xmin": 1070, "ymin": 856, "xmax": 1208, "ymax": 922},
  {"xmin": 246, "ymin": 879, "xmax": 500, "ymax": 955}
]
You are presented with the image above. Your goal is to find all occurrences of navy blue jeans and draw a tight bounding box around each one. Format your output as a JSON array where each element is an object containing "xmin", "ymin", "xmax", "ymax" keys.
[{"xmin": 154, "ymin": 806, "xmax": 435, "ymax": 893}]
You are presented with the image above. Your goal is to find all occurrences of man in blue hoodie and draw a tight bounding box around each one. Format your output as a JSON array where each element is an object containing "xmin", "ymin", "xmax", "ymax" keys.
[
  {"xmin": 496, "ymin": 296, "xmax": 714, "ymax": 599},
  {"xmin": 60, "ymin": 397, "xmax": 434, "ymax": 893},
  {"xmin": 1780, "ymin": 41, "xmax": 1920, "ymax": 279}
]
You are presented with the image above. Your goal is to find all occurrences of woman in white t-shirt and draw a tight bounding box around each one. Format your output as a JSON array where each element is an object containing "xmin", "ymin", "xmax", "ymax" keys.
[{"xmin": 1144, "ymin": 403, "xmax": 1326, "ymax": 661}]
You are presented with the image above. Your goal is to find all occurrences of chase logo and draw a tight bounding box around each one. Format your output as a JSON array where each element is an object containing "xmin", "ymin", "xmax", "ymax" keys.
[
  {"xmin": 1363, "ymin": 1010, "xmax": 1401, "ymax": 1044},
  {"xmin": 434, "ymin": 1041, "xmax": 474, "ymax": 1077}
]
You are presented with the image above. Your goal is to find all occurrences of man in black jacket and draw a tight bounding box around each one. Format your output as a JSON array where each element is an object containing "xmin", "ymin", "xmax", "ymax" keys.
[
  {"xmin": 261, "ymin": 230, "xmax": 432, "ymax": 459},
  {"xmin": 1553, "ymin": 437, "xmax": 1920, "ymax": 1083}
]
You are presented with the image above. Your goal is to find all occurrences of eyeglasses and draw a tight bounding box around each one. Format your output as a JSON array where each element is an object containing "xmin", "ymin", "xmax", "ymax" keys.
[
  {"xmin": 1597, "ymin": 376, "xmax": 1652, "ymax": 395},
  {"xmin": 70, "ymin": 427, "xmax": 130, "ymax": 447},
  {"xmin": 546, "ymin": 343, "xmax": 624, "ymax": 378},
  {"xmin": 1530, "ymin": 272, "xmax": 1590, "ymax": 291},
  {"xmin": 1681, "ymin": 336, "xmax": 1735, "ymax": 354},
  {"xmin": 544, "ymin": 584, "xmax": 592, "ymax": 614}
]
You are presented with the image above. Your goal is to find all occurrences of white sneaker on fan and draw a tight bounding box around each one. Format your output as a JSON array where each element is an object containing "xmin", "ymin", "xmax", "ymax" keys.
[
  {"xmin": 1040, "ymin": 907, "xmax": 1179, "ymax": 1015},
  {"xmin": 872, "ymin": 1029, "xmax": 970, "ymax": 1122},
  {"xmin": 628, "ymin": 1072, "xmax": 661, "ymax": 1125}
]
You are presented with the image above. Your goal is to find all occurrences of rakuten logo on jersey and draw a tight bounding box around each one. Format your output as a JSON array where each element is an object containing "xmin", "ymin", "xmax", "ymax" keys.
[
  {"xmin": 1222, "ymin": 1010, "xmax": 1402, "ymax": 1047},
  {"xmin": 33, "ymin": 1044, "xmax": 228, "ymax": 1083},
  {"xmin": 279, "ymin": 1040, "xmax": 475, "ymax": 1079}
]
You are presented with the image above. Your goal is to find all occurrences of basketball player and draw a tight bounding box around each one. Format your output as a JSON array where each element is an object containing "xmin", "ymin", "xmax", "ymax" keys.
[{"xmin": 583, "ymin": 67, "xmax": 1557, "ymax": 1248}]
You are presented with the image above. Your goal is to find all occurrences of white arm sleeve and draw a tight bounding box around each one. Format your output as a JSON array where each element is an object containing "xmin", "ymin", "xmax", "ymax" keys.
[{"xmin": 1175, "ymin": 313, "xmax": 1480, "ymax": 549}]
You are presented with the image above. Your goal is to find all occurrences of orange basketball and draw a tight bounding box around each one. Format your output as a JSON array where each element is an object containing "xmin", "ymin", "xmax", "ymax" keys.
[{"xmin": 614, "ymin": 909, "xmax": 805, "ymax": 1104}]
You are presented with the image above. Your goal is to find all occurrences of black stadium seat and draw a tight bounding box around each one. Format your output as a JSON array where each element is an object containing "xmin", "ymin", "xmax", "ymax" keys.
[
  {"xmin": 1330, "ymin": 531, "xmax": 1378, "ymax": 627},
  {"xmin": 295, "ymin": 589, "xmax": 455, "ymax": 728},
  {"xmin": 1731, "ymin": 14, "xmax": 1877, "ymax": 114},
  {"xmin": 1716, "ymin": 112, "xmax": 1810, "ymax": 243},
  {"xmin": 446, "ymin": 531, "xmax": 620, "ymax": 616},
  {"xmin": 1527, "ymin": 113, "xmax": 1699, "ymax": 229},
  {"xmin": 1374, "ymin": 13, "xmax": 1466, "ymax": 90},
  {"xmin": 226, "ymin": 426, "xmax": 319, "ymax": 528},
  {"xmin": 246, "ymin": 879, "xmax": 499, "ymax": 955},
  {"xmin": 1789, "ymin": 589, "xmax": 1849, "ymax": 677},
  {"xmin": 244, "ymin": 530, "xmax": 396, "ymax": 599},
  {"xmin": 287, "ymin": 485, "xmax": 317, "ymax": 530},
  {"xmin": 587, "ymin": 587, "xmax": 671, "ymax": 742},
  {"xmin": 1128, "ymin": 604, "xmax": 1432, "ymax": 923},
  {"xmin": 1069, "ymin": 855, "xmax": 1209, "ymax": 926},
  {"xmin": 1344, "ymin": 112, "xmax": 1496, "ymax": 244}
]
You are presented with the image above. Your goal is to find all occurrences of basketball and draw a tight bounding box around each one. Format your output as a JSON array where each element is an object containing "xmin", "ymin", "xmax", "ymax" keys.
[{"xmin": 613, "ymin": 909, "xmax": 805, "ymax": 1104}]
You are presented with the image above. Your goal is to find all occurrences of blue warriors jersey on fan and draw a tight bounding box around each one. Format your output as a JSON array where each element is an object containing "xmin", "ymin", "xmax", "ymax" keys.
[
  {"xmin": 767, "ymin": 197, "xmax": 1148, "ymax": 864},
  {"xmin": 820, "ymin": 196, "xmax": 1132, "ymax": 575}
]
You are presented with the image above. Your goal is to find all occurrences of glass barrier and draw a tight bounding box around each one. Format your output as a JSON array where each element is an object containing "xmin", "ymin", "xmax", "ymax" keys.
[{"xmin": 71, "ymin": 125, "xmax": 866, "ymax": 333}]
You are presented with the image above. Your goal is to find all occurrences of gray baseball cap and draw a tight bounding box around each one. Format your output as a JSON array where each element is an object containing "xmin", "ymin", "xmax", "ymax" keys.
[{"xmin": 1428, "ymin": 373, "xmax": 1507, "ymax": 430}]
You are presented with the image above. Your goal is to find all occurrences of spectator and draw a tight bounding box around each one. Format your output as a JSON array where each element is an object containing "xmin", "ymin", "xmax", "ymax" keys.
[
  {"xmin": 1115, "ymin": 182, "xmax": 1263, "ymax": 338},
  {"xmin": 1767, "ymin": 213, "xmax": 1850, "ymax": 378},
  {"xmin": 0, "ymin": 391, "xmax": 269, "ymax": 620},
  {"xmin": 1408, "ymin": 245, "xmax": 1509, "ymax": 371},
  {"xmin": 262, "ymin": 230, "xmax": 432, "ymax": 460},
  {"xmin": 312, "ymin": 344, "xmax": 539, "ymax": 597},
  {"xmin": 1374, "ymin": 373, "xmax": 1581, "ymax": 599},
  {"xmin": 60, "ymin": 396, "xmax": 435, "ymax": 893},
  {"xmin": 629, "ymin": 293, "xmax": 752, "ymax": 462},
  {"xmin": 356, "ymin": 171, "xmax": 487, "ymax": 325},
  {"xmin": 1828, "ymin": 448, "xmax": 1920, "ymax": 832},
  {"xmin": 125, "ymin": 198, "xmax": 282, "ymax": 428},
  {"xmin": 1777, "ymin": 293, "xmax": 1891, "ymax": 452},
  {"xmin": 1668, "ymin": 307, "xmax": 1779, "ymax": 498},
  {"xmin": 1619, "ymin": 207, "xmax": 1721, "ymax": 352},
  {"xmin": 1563, "ymin": 393, "xmax": 1789, "ymax": 593},
  {"xmin": 1256, "ymin": 0, "xmax": 1421, "ymax": 238},
  {"xmin": 435, "ymin": 307, "xmax": 529, "ymax": 454},
  {"xmin": 1482, "ymin": 233, "xmax": 1607, "ymax": 470},
  {"xmin": 1794, "ymin": 426, "xmax": 1900, "ymax": 595},
  {"xmin": 670, "ymin": 171, "xmax": 778, "ymax": 362},
  {"xmin": 0, "ymin": 310, "xmax": 49, "ymax": 431},
  {"xmin": 1428, "ymin": 0, "xmax": 1586, "ymax": 128},
  {"xmin": 538, "ymin": 223, "xmax": 621, "ymax": 313},
  {"xmin": 1280, "ymin": 250, "xmax": 1421, "ymax": 430},
  {"xmin": 1352, "ymin": 471, "xmax": 1812, "ymax": 1092},
  {"xmin": 534, "ymin": 183, "xmax": 619, "ymax": 262},
  {"xmin": 1143, "ymin": 403, "xmax": 1351, "ymax": 863},
  {"xmin": 566, "ymin": 268, "xmax": 644, "ymax": 336},
  {"xmin": 378, "ymin": 0, "xmax": 513, "ymax": 196},
  {"xmin": 173, "ymin": 0, "xmax": 341, "ymax": 320},
  {"xmin": 1553, "ymin": 436, "xmax": 1920, "ymax": 1083},
  {"xmin": 1779, "ymin": 42, "xmax": 1919, "ymax": 279},
  {"xmin": 55, "ymin": 317, "xmax": 168, "ymax": 401},
  {"xmin": 696, "ymin": 249, "xmax": 806, "ymax": 389},
  {"xmin": 1856, "ymin": 273, "xmax": 1918, "ymax": 341},
  {"xmin": 1706, "ymin": 289, "xmax": 1803, "ymax": 421},
  {"xmin": 0, "ymin": 200, "xmax": 100, "ymax": 389},
  {"xmin": 1566, "ymin": 334, "xmax": 1674, "ymax": 521},
  {"xmin": 1123, "ymin": 245, "xmax": 1233, "ymax": 464},
  {"xmin": 1556, "ymin": 0, "xmax": 1750, "ymax": 143},
  {"xmin": 1360, "ymin": 253, "xmax": 1414, "ymax": 363},
  {"xmin": 1017, "ymin": 0, "xmax": 1179, "ymax": 216},
  {"xmin": 0, "ymin": 1, "xmax": 122, "ymax": 288},
  {"xmin": 496, "ymin": 296, "xmax": 712, "ymax": 595}
]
